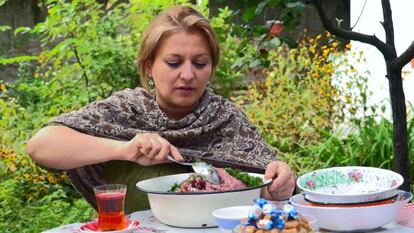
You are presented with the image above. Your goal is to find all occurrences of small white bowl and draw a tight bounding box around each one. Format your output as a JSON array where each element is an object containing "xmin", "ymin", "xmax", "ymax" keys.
[
  {"xmin": 290, "ymin": 190, "xmax": 411, "ymax": 231},
  {"xmin": 296, "ymin": 166, "xmax": 403, "ymax": 204},
  {"xmin": 212, "ymin": 206, "xmax": 251, "ymax": 233},
  {"xmin": 136, "ymin": 173, "xmax": 271, "ymax": 228}
]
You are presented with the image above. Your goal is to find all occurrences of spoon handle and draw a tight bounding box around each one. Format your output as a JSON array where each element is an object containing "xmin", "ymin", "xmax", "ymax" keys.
[{"xmin": 167, "ymin": 155, "xmax": 193, "ymax": 166}]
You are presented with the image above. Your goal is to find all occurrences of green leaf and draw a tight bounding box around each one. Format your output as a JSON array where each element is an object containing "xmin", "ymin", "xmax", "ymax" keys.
[
  {"xmin": 279, "ymin": 35, "xmax": 298, "ymax": 48},
  {"xmin": 0, "ymin": 25, "xmax": 11, "ymax": 32},
  {"xmin": 0, "ymin": 55, "xmax": 38, "ymax": 65},
  {"xmin": 255, "ymin": 1, "xmax": 268, "ymax": 15},
  {"xmin": 249, "ymin": 59, "xmax": 262, "ymax": 68},
  {"xmin": 14, "ymin": 26, "xmax": 32, "ymax": 35},
  {"xmin": 231, "ymin": 57, "xmax": 245, "ymax": 70},
  {"xmin": 268, "ymin": 0, "xmax": 281, "ymax": 7},
  {"xmin": 242, "ymin": 7, "xmax": 257, "ymax": 23},
  {"xmin": 286, "ymin": 1, "xmax": 306, "ymax": 8},
  {"xmin": 269, "ymin": 37, "xmax": 281, "ymax": 48}
]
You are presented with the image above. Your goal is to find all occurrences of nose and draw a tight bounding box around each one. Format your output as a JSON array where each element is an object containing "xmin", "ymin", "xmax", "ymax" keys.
[{"xmin": 179, "ymin": 61, "xmax": 195, "ymax": 81}]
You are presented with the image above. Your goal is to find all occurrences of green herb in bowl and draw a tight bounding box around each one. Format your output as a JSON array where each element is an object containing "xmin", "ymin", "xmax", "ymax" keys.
[{"xmin": 224, "ymin": 168, "xmax": 263, "ymax": 187}]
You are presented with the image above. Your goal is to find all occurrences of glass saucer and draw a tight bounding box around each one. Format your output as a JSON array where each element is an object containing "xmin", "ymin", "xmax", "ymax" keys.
[{"xmin": 79, "ymin": 219, "xmax": 139, "ymax": 233}]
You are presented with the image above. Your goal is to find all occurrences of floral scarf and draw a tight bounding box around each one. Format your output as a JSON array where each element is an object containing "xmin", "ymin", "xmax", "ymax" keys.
[{"xmin": 49, "ymin": 87, "xmax": 276, "ymax": 209}]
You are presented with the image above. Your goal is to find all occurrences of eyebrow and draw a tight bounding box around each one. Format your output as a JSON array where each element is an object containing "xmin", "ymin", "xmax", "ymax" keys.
[{"xmin": 166, "ymin": 53, "xmax": 210, "ymax": 58}]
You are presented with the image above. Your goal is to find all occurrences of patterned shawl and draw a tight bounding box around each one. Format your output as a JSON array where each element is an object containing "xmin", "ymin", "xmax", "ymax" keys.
[{"xmin": 49, "ymin": 87, "xmax": 276, "ymax": 209}]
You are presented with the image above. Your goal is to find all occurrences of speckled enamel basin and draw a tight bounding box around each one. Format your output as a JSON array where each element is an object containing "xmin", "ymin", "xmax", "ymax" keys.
[
  {"xmin": 289, "ymin": 190, "xmax": 411, "ymax": 231},
  {"xmin": 296, "ymin": 166, "xmax": 403, "ymax": 204}
]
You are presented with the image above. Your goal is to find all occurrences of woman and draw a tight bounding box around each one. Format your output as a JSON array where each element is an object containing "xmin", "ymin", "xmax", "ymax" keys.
[{"xmin": 26, "ymin": 5, "xmax": 295, "ymax": 214}]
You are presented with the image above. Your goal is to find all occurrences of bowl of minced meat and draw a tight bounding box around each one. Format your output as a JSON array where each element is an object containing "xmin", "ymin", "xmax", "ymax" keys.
[{"xmin": 136, "ymin": 167, "xmax": 272, "ymax": 228}]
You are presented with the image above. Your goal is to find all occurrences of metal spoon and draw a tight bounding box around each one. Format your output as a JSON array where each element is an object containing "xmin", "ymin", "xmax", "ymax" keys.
[{"xmin": 167, "ymin": 155, "xmax": 221, "ymax": 184}]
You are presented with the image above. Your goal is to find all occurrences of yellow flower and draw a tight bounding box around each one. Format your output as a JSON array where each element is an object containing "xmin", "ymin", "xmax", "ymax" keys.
[
  {"xmin": 34, "ymin": 72, "xmax": 40, "ymax": 78},
  {"xmin": 316, "ymin": 34, "xmax": 322, "ymax": 40},
  {"xmin": 326, "ymin": 31, "xmax": 331, "ymax": 37},
  {"xmin": 23, "ymin": 173, "xmax": 31, "ymax": 180},
  {"xmin": 48, "ymin": 175, "xmax": 57, "ymax": 184},
  {"xmin": 345, "ymin": 95, "xmax": 351, "ymax": 104},
  {"xmin": 345, "ymin": 43, "xmax": 352, "ymax": 49},
  {"xmin": 0, "ymin": 83, "xmax": 6, "ymax": 91},
  {"xmin": 38, "ymin": 52, "xmax": 46, "ymax": 64}
]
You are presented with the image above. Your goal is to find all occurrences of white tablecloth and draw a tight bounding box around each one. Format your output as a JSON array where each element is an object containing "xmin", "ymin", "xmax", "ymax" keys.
[{"xmin": 42, "ymin": 209, "xmax": 414, "ymax": 233}]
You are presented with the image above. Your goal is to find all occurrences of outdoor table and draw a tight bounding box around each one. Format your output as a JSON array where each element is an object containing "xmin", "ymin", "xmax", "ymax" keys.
[{"xmin": 43, "ymin": 203, "xmax": 414, "ymax": 233}]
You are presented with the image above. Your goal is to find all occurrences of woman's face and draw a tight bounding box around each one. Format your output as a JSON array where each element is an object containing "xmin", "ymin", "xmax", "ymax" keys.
[{"xmin": 147, "ymin": 30, "xmax": 212, "ymax": 119}]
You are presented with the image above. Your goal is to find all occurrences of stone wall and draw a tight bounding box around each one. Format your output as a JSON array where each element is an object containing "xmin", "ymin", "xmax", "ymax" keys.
[{"xmin": 0, "ymin": 0, "xmax": 47, "ymax": 82}]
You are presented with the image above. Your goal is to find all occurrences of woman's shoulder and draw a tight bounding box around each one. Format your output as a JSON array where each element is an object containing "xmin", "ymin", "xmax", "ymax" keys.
[
  {"xmin": 111, "ymin": 87, "xmax": 152, "ymax": 99},
  {"xmin": 209, "ymin": 92, "xmax": 261, "ymax": 134},
  {"xmin": 209, "ymin": 91, "xmax": 245, "ymax": 116},
  {"xmin": 103, "ymin": 87, "xmax": 154, "ymax": 106}
]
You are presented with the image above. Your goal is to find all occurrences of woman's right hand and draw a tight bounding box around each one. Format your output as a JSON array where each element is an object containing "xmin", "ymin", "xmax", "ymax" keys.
[{"xmin": 120, "ymin": 133, "xmax": 184, "ymax": 166}]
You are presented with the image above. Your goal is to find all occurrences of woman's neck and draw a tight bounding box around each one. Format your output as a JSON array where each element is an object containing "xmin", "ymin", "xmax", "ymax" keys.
[{"xmin": 156, "ymin": 100, "xmax": 198, "ymax": 121}]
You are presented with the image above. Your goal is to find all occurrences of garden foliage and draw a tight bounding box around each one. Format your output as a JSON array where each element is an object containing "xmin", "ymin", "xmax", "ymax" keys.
[{"xmin": 0, "ymin": 0, "xmax": 413, "ymax": 232}]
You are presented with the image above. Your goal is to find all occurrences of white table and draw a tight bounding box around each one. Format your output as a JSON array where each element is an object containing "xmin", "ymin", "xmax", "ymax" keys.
[{"xmin": 42, "ymin": 209, "xmax": 414, "ymax": 233}]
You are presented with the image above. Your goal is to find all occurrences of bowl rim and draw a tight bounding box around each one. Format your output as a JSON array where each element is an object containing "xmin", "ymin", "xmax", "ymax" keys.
[
  {"xmin": 289, "ymin": 190, "xmax": 412, "ymax": 210},
  {"xmin": 136, "ymin": 172, "xmax": 272, "ymax": 195},
  {"xmin": 296, "ymin": 166, "xmax": 404, "ymax": 197},
  {"xmin": 212, "ymin": 206, "xmax": 251, "ymax": 219}
]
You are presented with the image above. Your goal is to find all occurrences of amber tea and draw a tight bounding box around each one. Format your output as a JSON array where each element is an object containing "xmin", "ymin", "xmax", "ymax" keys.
[{"xmin": 94, "ymin": 184, "xmax": 127, "ymax": 231}]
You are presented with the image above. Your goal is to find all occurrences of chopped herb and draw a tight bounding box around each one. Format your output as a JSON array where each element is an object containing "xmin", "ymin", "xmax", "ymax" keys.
[
  {"xmin": 169, "ymin": 182, "xmax": 181, "ymax": 192},
  {"xmin": 224, "ymin": 168, "xmax": 263, "ymax": 187}
]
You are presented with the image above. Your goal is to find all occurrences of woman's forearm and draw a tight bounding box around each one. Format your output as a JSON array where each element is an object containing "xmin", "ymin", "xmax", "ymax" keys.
[{"xmin": 26, "ymin": 126, "xmax": 125, "ymax": 169}]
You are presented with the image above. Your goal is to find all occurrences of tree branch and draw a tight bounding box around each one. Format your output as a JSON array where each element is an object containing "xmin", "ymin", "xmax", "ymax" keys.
[
  {"xmin": 381, "ymin": 0, "xmax": 397, "ymax": 57},
  {"xmin": 312, "ymin": 0, "xmax": 395, "ymax": 60},
  {"xmin": 390, "ymin": 41, "xmax": 414, "ymax": 71}
]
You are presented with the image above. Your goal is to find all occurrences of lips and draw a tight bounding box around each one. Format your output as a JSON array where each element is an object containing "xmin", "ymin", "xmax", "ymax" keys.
[
  {"xmin": 175, "ymin": 86, "xmax": 195, "ymax": 95},
  {"xmin": 177, "ymin": 86, "xmax": 195, "ymax": 90}
]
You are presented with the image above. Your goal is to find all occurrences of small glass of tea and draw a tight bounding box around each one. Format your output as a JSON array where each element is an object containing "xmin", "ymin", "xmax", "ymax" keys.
[{"xmin": 93, "ymin": 184, "xmax": 127, "ymax": 231}]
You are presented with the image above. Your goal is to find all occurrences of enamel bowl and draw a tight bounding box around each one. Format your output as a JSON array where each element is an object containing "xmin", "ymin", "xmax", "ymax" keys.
[
  {"xmin": 136, "ymin": 173, "xmax": 271, "ymax": 228},
  {"xmin": 296, "ymin": 166, "xmax": 403, "ymax": 204},
  {"xmin": 290, "ymin": 190, "xmax": 411, "ymax": 231}
]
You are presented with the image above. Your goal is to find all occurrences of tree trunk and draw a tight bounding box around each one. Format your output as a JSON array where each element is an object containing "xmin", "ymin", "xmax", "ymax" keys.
[{"xmin": 387, "ymin": 68, "xmax": 410, "ymax": 191}]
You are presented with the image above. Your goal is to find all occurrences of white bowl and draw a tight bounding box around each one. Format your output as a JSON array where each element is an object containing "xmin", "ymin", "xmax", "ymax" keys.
[
  {"xmin": 296, "ymin": 166, "xmax": 403, "ymax": 204},
  {"xmin": 136, "ymin": 172, "xmax": 271, "ymax": 228},
  {"xmin": 289, "ymin": 190, "xmax": 411, "ymax": 231},
  {"xmin": 212, "ymin": 206, "xmax": 250, "ymax": 233}
]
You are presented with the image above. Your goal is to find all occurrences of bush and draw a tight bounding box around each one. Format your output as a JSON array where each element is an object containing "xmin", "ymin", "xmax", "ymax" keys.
[{"xmin": 235, "ymin": 34, "xmax": 365, "ymax": 152}]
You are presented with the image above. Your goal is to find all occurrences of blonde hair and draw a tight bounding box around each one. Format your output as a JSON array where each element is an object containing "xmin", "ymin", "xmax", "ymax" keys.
[{"xmin": 136, "ymin": 5, "xmax": 220, "ymax": 90}]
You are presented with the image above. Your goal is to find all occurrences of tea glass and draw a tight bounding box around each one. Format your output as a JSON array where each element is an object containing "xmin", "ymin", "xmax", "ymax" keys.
[{"xmin": 94, "ymin": 184, "xmax": 127, "ymax": 231}]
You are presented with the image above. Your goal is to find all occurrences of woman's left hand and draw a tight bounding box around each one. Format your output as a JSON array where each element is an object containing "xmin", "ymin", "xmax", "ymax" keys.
[{"xmin": 261, "ymin": 161, "xmax": 296, "ymax": 200}]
